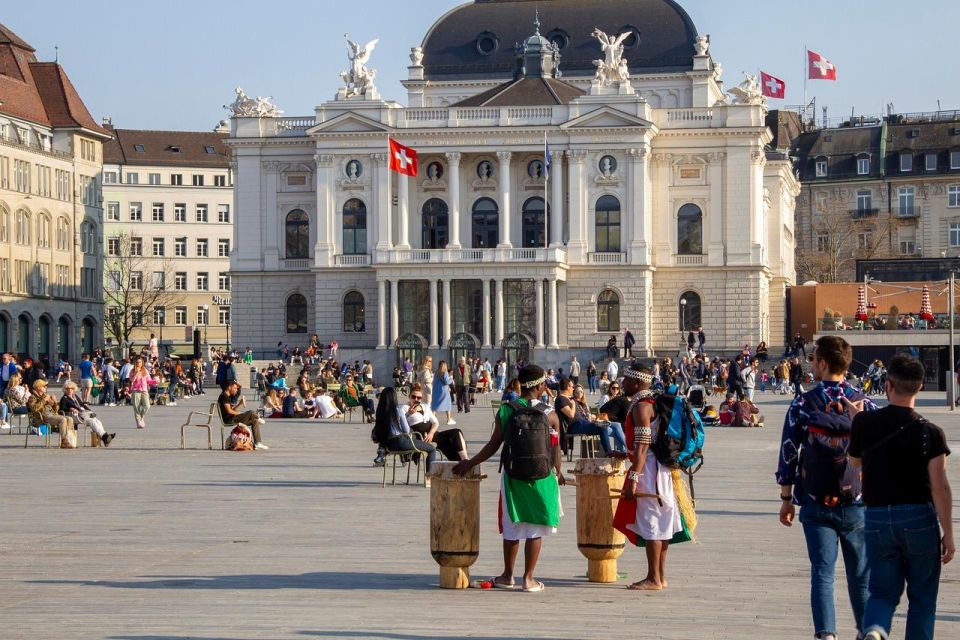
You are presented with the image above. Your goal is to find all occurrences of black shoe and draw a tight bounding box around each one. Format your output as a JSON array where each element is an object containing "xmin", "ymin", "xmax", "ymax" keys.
[
  {"xmin": 373, "ymin": 455, "xmax": 385, "ymax": 467},
  {"xmin": 101, "ymin": 433, "xmax": 116, "ymax": 447}
]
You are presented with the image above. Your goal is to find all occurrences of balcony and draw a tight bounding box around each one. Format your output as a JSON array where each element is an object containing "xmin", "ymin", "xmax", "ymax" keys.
[
  {"xmin": 281, "ymin": 258, "xmax": 311, "ymax": 270},
  {"xmin": 587, "ymin": 252, "xmax": 626, "ymax": 265},
  {"xmin": 897, "ymin": 206, "xmax": 920, "ymax": 219},
  {"xmin": 850, "ymin": 208, "xmax": 879, "ymax": 219},
  {"xmin": 674, "ymin": 254, "xmax": 705, "ymax": 267},
  {"xmin": 374, "ymin": 247, "xmax": 566, "ymax": 265},
  {"xmin": 334, "ymin": 254, "xmax": 371, "ymax": 267}
]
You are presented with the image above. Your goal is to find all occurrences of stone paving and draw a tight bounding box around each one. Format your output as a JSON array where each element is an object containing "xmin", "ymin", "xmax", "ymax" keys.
[{"xmin": 1, "ymin": 388, "xmax": 958, "ymax": 640}]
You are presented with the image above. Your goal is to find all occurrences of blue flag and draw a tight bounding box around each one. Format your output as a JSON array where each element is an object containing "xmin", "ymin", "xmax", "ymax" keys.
[{"xmin": 544, "ymin": 137, "xmax": 552, "ymax": 179}]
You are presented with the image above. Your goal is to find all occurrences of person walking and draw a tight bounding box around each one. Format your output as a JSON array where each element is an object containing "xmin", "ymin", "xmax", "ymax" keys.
[
  {"xmin": 790, "ymin": 356, "xmax": 805, "ymax": 398},
  {"xmin": 431, "ymin": 360, "xmax": 455, "ymax": 426},
  {"xmin": 453, "ymin": 357, "xmax": 471, "ymax": 415},
  {"xmin": 586, "ymin": 360, "xmax": 597, "ymax": 394},
  {"xmin": 848, "ymin": 355, "xmax": 954, "ymax": 640},
  {"xmin": 697, "ymin": 327, "xmax": 706, "ymax": 355},
  {"xmin": 130, "ymin": 357, "xmax": 151, "ymax": 429},
  {"xmin": 623, "ymin": 328, "xmax": 635, "ymax": 359},
  {"xmin": 417, "ymin": 356, "xmax": 434, "ymax": 406},
  {"xmin": 776, "ymin": 336, "xmax": 874, "ymax": 640},
  {"xmin": 99, "ymin": 357, "xmax": 119, "ymax": 406},
  {"xmin": 569, "ymin": 356, "xmax": 581, "ymax": 387}
]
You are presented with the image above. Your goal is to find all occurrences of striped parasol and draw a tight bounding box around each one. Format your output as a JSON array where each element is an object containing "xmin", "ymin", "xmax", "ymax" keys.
[
  {"xmin": 920, "ymin": 284, "xmax": 934, "ymax": 321},
  {"xmin": 855, "ymin": 286, "xmax": 868, "ymax": 322}
]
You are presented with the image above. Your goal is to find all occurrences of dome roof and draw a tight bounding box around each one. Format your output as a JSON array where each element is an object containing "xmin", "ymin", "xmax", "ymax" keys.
[{"xmin": 421, "ymin": 0, "xmax": 700, "ymax": 81}]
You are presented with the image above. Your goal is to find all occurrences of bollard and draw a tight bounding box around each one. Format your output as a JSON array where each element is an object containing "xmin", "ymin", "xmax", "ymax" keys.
[
  {"xmin": 572, "ymin": 457, "xmax": 627, "ymax": 583},
  {"xmin": 428, "ymin": 461, "xmax": 484, "ymax": 589}
]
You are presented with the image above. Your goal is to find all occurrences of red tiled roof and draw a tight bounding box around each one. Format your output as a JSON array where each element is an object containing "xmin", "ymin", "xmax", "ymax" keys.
[
  {"xmin": 102, "ymin": 128, "xmax": 231, "ymax": 168},
  {"xmin": 0, "ymin": 23, "xmax": 34, "ymax": 52},
  {"xmin": 29, "ymin": 62, "xmax": 111, "ymax": 137}
]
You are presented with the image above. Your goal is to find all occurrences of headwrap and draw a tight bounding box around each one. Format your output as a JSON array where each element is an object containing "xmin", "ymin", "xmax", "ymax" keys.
[
  {"xmin": 518, "ymin": 364, "xmax": 547, "ymax": 389},
  {"xmin": 623, "ymin": 367, "xmax": 653, "ymax": 384}
]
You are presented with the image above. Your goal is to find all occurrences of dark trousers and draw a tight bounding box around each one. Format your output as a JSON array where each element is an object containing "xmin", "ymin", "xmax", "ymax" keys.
[
  {"xmin": 100, "ymin": 379, "xmax": 115, "ymax": 405},
  {"xmin": 456, "ymin": 384, "xmax": 470, "ymax": 413},
  {"xmin": 386, "ymin": 434, "xmax": 437, "ymax": 473}
]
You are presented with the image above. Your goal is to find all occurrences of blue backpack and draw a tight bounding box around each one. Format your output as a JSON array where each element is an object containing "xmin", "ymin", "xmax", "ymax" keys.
[
  {"xmin": 798, "ymin": 386, "xmax": 864, "ymax": 505},
  {"xmin": 652, "ymin": 384, "xmax": 706, "ymax": 475}
]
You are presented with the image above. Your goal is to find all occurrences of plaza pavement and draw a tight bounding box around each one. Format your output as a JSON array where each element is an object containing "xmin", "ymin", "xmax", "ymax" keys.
[{"xmin": 1, "ymin": 387, "xmax": 958, "ymax": 640}]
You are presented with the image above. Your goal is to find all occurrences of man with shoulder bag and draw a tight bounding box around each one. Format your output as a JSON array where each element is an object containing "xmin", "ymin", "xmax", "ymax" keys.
[
  {"xmin": 776, "ymin": 336, "xmax": 875, "ymax": 640},
  {"xmin": 848, "ymin": 355, "xmax": 954, "ymax": 640}
]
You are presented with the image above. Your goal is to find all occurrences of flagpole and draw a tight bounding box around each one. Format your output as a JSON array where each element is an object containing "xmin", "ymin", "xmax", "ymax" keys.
[{"xmin": 803, "ymin": 46, "xmax": 809, "ymax": 127}]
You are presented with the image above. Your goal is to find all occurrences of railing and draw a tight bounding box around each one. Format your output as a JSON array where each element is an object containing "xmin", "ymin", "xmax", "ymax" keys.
[
  {"xmin": 453, "ymin": 248, "xmax": 484, "ymax": 262},
  {"xmin": 374, "ymin": 247, "xmax": 566, "ymax": 264},
  {"xmin": 334, "ymin": 254, "xmax": 370, "ymax": 267},
  {"xmin": 819, "ymin": 315, "xmax": 952, "ymax": 331},
  {"xmin": 0, "ymin": 132, "xmax": 72, "ymax": 160},
  {"xmin": 850, "ymin": 208, "xmax": 879, "ymax": 219},
  {"xmin": 282, "ymin": 258, "xmax": 311, "ymax": 270},
  {"xmin": 897, "ymin": 207, "xmax": 920, "ymax": 219},
  {"xmin": 400, "ymin": 106, "xmax": 558, "ymax": 128},
  {"xmin": 508, "ymin": 248, "xmax": 538, "ymax": 261},
  {"xmin": 403, "ymin": 108, "xmax": 448, "ymax": 122},
  {"xmin": 455, "ymin": 107, "xmax": 499, "ymax": 121},
  {"xmin": 588, "ymin": 252, "xmax": 626, "ymax": 265},
  {"xmin": 660, "ymin": 108, "xmax": 721, "ymax": 128},
  {"xmin": 674, "ymin": 254, "xmax": 705, "ymax": 266},
  {"xmin": 275, "ymin": 117, "xmax": 315, "ymax": 135},
  {"xmin": 506, "ymin": 106, "xmax": 553, "ymax": 120}
]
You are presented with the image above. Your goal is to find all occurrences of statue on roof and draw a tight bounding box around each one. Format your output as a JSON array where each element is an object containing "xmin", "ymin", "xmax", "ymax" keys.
[
  {"xmin": 727, "ymin": 72, "xmax": 765, "ymax": 106},
  {"xmin": 590, "ymin": 28, "xmax": 634, "ymax": 93},
  {"xmin": 224, "ymin": 87, "xmax": 282, "ymax": 118},
  {"xmin": 339, "ymin": 34, "xmax": 380, "ymax": 99}
]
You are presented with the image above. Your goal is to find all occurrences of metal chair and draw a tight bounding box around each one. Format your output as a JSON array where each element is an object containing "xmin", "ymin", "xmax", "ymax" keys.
[
  {"xmin": 566, "ymin": 433, "xmax": 600, "ymax": 462},
  {"xmin": 179, "ymin": 404, "xmax": 215, "ymax": 450},
  {"xmin": 381, "ymin": 432, "xmax": 427, "ymax": 487}
]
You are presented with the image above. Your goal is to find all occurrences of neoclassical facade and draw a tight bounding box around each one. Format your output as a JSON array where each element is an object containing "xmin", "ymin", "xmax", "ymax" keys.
[{"xmin": 228, "ymin": 0, "xmax": 798, "ymax": 367}]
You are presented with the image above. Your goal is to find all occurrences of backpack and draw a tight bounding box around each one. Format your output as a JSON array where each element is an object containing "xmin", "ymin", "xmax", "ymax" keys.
[
  {"xmin": 798, "ymin": 386, "xmax": 864, "ymax": 505},
  {"xmin": 651, "ymin": 385, "xmax": 705, "ymax": 475},
  {"xmin": 500, "ymin": 401, "xmax": 553, "ymax": 481}
]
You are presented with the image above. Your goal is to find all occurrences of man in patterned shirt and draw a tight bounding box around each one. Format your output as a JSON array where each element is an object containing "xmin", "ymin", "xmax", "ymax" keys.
[{"xmin": 776, "ymin": 336, "xmax": 876, "ymax": 640}]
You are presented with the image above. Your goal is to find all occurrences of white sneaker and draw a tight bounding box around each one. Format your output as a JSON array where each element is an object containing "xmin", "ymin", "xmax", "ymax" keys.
[
  {"xmin": 256, "ymin": 418, "xmax": 266, "ymax": 425},
  {"xmin": 254, "ymin": 442, "xmax": 269, "ymax": 450},
  {"xmin": 448, "ymin": 420, "xmax": 457, "ymax": 426},
  {"xmin": 424, "ymin": 477, "xmax": 431, "ymax": 489},
  {"xmin": 863, "ymin": 632, "xmax": 883, "ymax": 640},
  {"xmin": 0, "ymin": 422, "xmax": 9, "ymax": 430},
  {"xmin": 168, "ymin": 402, "xmax": 177, "ymax": 406}
]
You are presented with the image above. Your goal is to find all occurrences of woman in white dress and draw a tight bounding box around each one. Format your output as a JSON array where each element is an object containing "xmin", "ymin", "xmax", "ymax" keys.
[{"xmin": 416, "ymin": 356, "xmax": 434, "ymax": 404}]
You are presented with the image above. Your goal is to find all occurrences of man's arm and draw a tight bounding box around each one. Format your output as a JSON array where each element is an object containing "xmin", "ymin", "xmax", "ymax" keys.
[
  {"xmin": 623, "ymin": 402, "xmax": 652, "ymax": 498},
  {"xmin": 776, "ymin": 399, "xmax": 805, "ymax": 526},
  {"xmin": 453, "ymin": 415, "xmax": 504, "ymax": 475},
  {"xmin": 929, "ymin": 454, "xmax": 955, "ymax": 564}
]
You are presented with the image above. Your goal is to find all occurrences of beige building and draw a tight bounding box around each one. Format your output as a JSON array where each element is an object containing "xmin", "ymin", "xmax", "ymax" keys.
[
  {"xmin": 101, "ymin": 127, "xmax": 233, "ymax": 355},
  {"xmin": 0, "ymin": 23, "xmax": 109, "ymax": 363}
]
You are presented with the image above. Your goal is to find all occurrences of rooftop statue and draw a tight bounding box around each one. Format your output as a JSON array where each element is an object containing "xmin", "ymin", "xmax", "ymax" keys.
[
  {"xmin": 727, "ymin": 73, "xmax": 764, "ymax": 106},
  {"xmin": 339, "ymin": 34, "xmax": 380, "ymax": 99},
  {"xmin": 224, "ymin": 87, "xmax": 282, "ymax": 118},
  {"xmin": 591, "ymin": 28, "xmax": 633, "ymax": 91}
]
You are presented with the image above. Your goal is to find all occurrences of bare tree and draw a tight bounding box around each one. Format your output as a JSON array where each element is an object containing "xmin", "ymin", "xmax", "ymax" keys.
[
  {"xmin": 796, "ymin": 209, "xmax": 893, "ymax": 283},
  {"xmin": 102, "ymin": 232, "xmax": 184, "ymax": 351}
]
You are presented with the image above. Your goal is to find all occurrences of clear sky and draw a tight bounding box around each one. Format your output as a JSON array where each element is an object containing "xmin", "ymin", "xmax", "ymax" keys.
[{"xmin": 4, "ymin": 0, "xmax": 958, "ymax": 131}]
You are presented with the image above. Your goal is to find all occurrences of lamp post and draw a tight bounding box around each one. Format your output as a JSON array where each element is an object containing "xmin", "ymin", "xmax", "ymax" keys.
[{"xmin": 680, "ymin": 298, "xmax": 688, "ymax": 357}]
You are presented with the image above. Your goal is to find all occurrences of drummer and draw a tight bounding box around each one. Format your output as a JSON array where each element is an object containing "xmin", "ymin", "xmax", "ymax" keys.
[
  {"xmin": 454, "ymin": 364, "xmax": 565, "ymax": 593},
  {"xmin": 402, "ymin": 383, "xmax": 468, "ymax": 461}
]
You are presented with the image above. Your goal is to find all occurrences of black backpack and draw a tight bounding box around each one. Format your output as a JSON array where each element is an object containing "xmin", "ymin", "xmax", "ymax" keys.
[
  {"xmin": 501, "ymin": 402, "xmax": 553, "ymax": 481},
  {"xmin": 799, "ymin": 387, "xmax": 864, "ymax": 505}
]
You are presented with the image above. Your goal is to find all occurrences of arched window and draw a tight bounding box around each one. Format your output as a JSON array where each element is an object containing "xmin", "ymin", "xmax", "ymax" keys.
[
  {"xmin": 342, "ymin": 199, "xmax": 367, "ymax": 255},
  {"xmin": 17, "ymin": 313, "xmax": 30, "ymax": 357},
  {"xmin": 597, "ymin": 289, "xmax": 621, "ymax": 332},
  {"xmin": 285, "ymin": 294, "xmax": 308, "ymax": 334},
  {"xmin": 15, "ymin": 209, "xmax": 31, "ymax": 245},
  {"xmin": 0, "ymin": 206, "xmax": 9, "ymax": 243},
  {"xmin": 521, "ymin": 197, "xmax": 547, "ymax": 248},
  {"xmin": 421, "ymin": 198, "xmax": 449, "ymax": 249},
  {"xmin": 343, "ymin": 291, "xmax": 366, "ymax": 332},
  {"xmin": 57, "ymin": 316, "xmax": 70, "ymax": 360},
  {"xmin": 595, "ymin": 195, "xmax": 622, "ymax": 253},
  {"xmin": 677, "ymin": 204, "xmax": 703, "ymax": 255},
  {"xmin": 0, "ymin": 314, "xmax": 8, "ymax": 353},
  {"xmin": 56, "ymin": 217, "xmax": 70, "ymax": 251},
  {"xmin": 678, "ymin": 291, "xmax": 702, "ymax": 332},
  {"xmin": 37, "ymin": 214, "xmax": 51, "ymax": 249},
  {"xmin": 38, "ymin": 316, "xmax": 51, "ymax": 359},
  {"xmin": 285, "ymin": 209, "xmax": 310, "ymax": 259},
  {"xmin": 471, "ymin": 198, "xmax": 499, "ymax": 248}
]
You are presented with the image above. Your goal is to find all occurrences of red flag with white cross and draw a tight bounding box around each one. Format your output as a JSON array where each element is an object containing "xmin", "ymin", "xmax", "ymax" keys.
[
  {"xmin": 388, "ymin": 138, "xmax": 418, "ymax": 177},
  {"xmin": 807, "ymin": 50, "xmax": 837, "ymax": 81},
  {"xmin": 760, "ymin": 71, "xmax": 786, "ymax": 99}
]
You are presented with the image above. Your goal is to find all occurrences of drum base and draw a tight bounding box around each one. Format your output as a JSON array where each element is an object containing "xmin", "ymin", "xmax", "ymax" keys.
[
  {"xmin": 439, "ymin": 566, "xmax": 470, "ymax": 589},
  {"xmin": 587, "ymin": 559, "xmax": 618, "ymax": 583}
]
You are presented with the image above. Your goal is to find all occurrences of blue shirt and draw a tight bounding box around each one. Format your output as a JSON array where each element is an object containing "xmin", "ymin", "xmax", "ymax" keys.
[{"xmin": 79, "ymin": 360, "xmax": 94, "ymax": 380}]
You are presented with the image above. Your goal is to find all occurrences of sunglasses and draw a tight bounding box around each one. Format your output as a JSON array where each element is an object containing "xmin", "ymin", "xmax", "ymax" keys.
[
  {"xmin": 610, "ymin": 386, "xmax": 620, "ymax": 391},
  {"xmin": 410, "ymin": 395, "xmax": 422, "ymax": 401}
]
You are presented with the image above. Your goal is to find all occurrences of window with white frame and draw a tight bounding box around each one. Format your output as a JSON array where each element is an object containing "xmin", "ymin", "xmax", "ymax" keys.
[
  {"xmin": 898, "ymin": 187, "xmax": 916, "ymax": 216},
  {"xmin": 951, "ymin": 223, "xmax": 960, "ymax": 248},
  {"xmin": 56, "ymin": 217, "xmax": 69, "ymax": 251},
  {"xmin": 900, "ymin": 153, "xmax": 913, "ymax": 172},
  {"xmin": 37, "ymin": 214, "xmax": 50, "ymax": 248},
  {"xmin": 925, "ymin": 153, "xmax": 938, "ymax": 171},
  {"xmin": 174, "ymin": 306, "xmax": 187, "ymax": 325},
  {"xmin": 217, "ymin": 239, "xmax": 230, "ymax": 257},
  {"xmin": 192, "ymin": 174, "xmax": 204, "ymax": 187},
  {"xmin": 196, "ymin": 305, "xmax": 209, "ymax": 325},
  {"xmin": 149, "ymin": 173, "xmax": 160, "ymax": 185},
  {"xmin": 174, "ymin": 203, "xmax": 186, "ymax": 222},
  {"xmin": 107, "ymin": 270, "xmax": 121, "ymax": 291},
  {"xmin": 14, "ymin": 159, "xmax": 30, "ymax": 192},
  {"xmin": 856, "ymin": 189, "xmax": 872, "ymax": 212},
  {"xmin": 14, "ymin": 209, "xmax": 30, "ymax": 244},
  {"xmin": 0, "ymin": 258, "xmax": 8, "ymax": 292},
  {"xmin": 949, "ymin": 185, "xmax": 960, "ymax": 208},
  {"xmin": 171, "ymin": 174, "xmax": 183, "ymax": 186},
  {"xmin": 952, "ymin": 151, "xmax": 960, "ymax": 170},
  {"xmin": 130, "ymin": 271, "xmax": 143, "ymax": 290},
  {"xmin": 815, "ymin": 159, "xmax": 828, "ymax": 177},
  {"xmin": 107, "ymin": 237, "xmax": 120, "ymax": 256},
  {"xmin": 900, "ymin": 240, "xmax": 916, "ymax": 255},
  {"xmin": 152, "ymin": 237, "xmax": 165, "ymax": 256},
  {"xmin": 126, "ymin": 172, "xmax": 139, "ymax": 185},
  {"xmin": 217, "ymin": 204, "xmax": 230, "ymax": 223},
  {"xmin": 218, "ymin": 306, "xmax": 231, "ymax": 325},
  {"xmin": 218, "ymin": 272, "xmax": 231, "ymax": 290},
  {"xmin": 132, "ymin": 306, "xmax": 144, "ymax": 325},
  {"xmin": 196, "ymin": 204, "xmax": 208, "ymax": 222},
  {"xmin": 129, "ymin": 202, "xmax": 142, "ymax": 221},
  {"xmin": 153, "ymin": 307, "xmax": 165, "ymax": 325},
  {"xmin": 214, "ymin": 175, "xmax": 227, "ymax": 187},
  {"xmin": 196, "ymin": 272, "xmax": 208, "ymax": 291},
  {"xmin": 106, "ymin": 201, "xmax": 120, "ymax": 221},
  {"xmin": 103, "ymin": 171, "xmax": 117, "ymax": 184},
  {"xmin": 0, "ymin": 156, "xmax": 8, "ymax": 188},
  {"xmin": 152, "ymin": 203, "xmax": 164, "ymax": 222},
  {"xmin": 174, "ymin": 272, "xmax": 187, "ymax": 291},
  {"xmin": 174, "ymin": 237, "xmax": 186, "ymax": 257},
  {"xmin": 816, "ymin": 233, "xmax": 829, "ymax": 252},
  {"xmin": 857, "ymin": 157, "xmax": 870, "ymax": 175},
  {"xmin": 0, "ymin": 208, "xmax": 7, "ymax": 242},
  {"xmin": 196, "ymin": 238, "xmax": 208, "ymax": 257},
  {"xmin": 857, "ymin": 231, "xmax": 872, "ymax": 251},
  {"xmin": 152, "ymin": 271, "xmax": 164, "ymax": 290},
  {"xmin": 130, "ymin": 236, "xmax": 143, "ymax": 256}
]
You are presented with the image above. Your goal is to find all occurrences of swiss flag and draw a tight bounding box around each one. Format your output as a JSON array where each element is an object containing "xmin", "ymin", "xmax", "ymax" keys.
[
  {"xmin": 760, "ymin": 71, "xmax": 786, "ymax": 99},
  {"xmin": 808, "ymin": 50, "xmax": 837, "ymax": 81},
  {"xmin": 388, "ymin": 138, "xmax": 418, "ymax": 177}
]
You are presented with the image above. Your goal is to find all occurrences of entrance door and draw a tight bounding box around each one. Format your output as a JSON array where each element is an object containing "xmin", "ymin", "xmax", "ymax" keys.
[
  {"xmin": 502, "ymin": 333, "xmax": 532, "ymax": 373},
  {"xmin": 449, "ymin": 332, "xmax": 479, "ymax": 368},
  {"xmin": 396, "ymin": 333, "xmax": 427, "ymax": 369}
]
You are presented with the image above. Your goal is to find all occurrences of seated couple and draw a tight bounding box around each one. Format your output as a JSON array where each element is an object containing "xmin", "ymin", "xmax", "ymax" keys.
[
  {"xmin": 554, "ymin": 378, "xmax": 628, "ymax": 457},
  {"xmin": 720, "ymin": 394, "xmax": 764, "ymax": 427},
  {"xmin": 372, "ymin": 383, "xmax": 469, "ymax": 469}
]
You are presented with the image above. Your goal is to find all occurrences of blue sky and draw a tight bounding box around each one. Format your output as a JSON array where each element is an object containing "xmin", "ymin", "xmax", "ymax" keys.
[{"xmin": 4, "ymin": 0, "xmax": 958, "ymax": 130}]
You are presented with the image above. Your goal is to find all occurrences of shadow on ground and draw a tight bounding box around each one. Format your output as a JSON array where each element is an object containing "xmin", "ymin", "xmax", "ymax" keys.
[{"xmin": 32, "ymin": 571, "xmax": 437, "ymax": 591}]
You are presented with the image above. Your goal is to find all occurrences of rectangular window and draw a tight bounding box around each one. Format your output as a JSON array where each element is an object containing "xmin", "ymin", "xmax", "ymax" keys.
[
  {"xmin": 171, "ymin": 174, "xmax": 183, "ymax": 186},
  {"xmin": 129, "ymin": 202, "xmax": 142, "ymax": 221},
  {"xmin": 152, "ymin": 203, "xmax": 164, "ymax": 222},
  {"xmin": 196, "ymin": 239, "xmax": 208, "ymax": 257},
  {"xmin": 103, "ymin": 171, "xmax": 118, "ymax": 184},
  {"xmin": 174, "ymin": 272, "xmax": 187, "ymax": 291},
  {"xmin": 130, "ymin": 237, "xmax": 143, "ymax": 256},
  {"xmin": 218, "ymin": 307, "xmax": 231, "ymax": 326},
  {"xmin": 859, "ymin": 157, "xmax": 871, "ymax": 174},
  {"xmin": 174, "ymin": 203, "xmax": 186, "ymax": 222},
  {"xmin": 949, "ymin": 185, "xmax": 960, "ymax": 208},
  {"xmin": 0, "ymin": 258, "xmax": 8, "ymax": 292},
  {"xmin": 951, "ymin": 223, "xmax": 960, "ymax": 248},
  {"xmin": 857, "ymin": 232, "xmax": 872, "ymax": 251},
  {"xmin": 149, "ymin": 173, "xmax": 161, "ymax": 185},
  {"xmin": 196, "ymin": 306, "xmax": 209, "ymax": 325},
  {"xmin": 214, "ymin": 175, "xmax": 227, "ymax": 187},
  {"xmin": 900, "ymin": 153, "xmax": 913, "ymax": 172},
  {"xmin": 192, "ymin": 174, "xmax": 204, "ymax": 186},
  {"xmin": 952, "ymin": 151, "xmax": 960, "ymax": 170},
  {"xmin": 108, "ymin": 270, "xmax": 121, "ymax": 291},
  {"xmin": 107, "ymin": 237, "xmax": 120, "ymax": 256},
  {"xmin": 152, "ymin": 271, "xmax": 165, "ymax": 290},
  {"xmin": 816, "ymin": 233, "xmax": 829, "ymax": 253},
  {"xmin": 217, "ymin": 204, "xmax": 230, "ymax": 223},
  {"xmin": 815, "ymin": 160, "xmax": 828, "ymax": 177},
  {"xmin": 153, "ymin": 307, "xmax": 166, "ymax": 325},
  {"xmin": 925, "ymin": 153, "xmax": 938, "ymax": 171},
  {"xmin": 130, "ymin": 271, "xmax": 143, "ymax": 290},
  {"xmin": 900, "ymin": 240, "xmax": 916, "ymax": 255},
  {"xmin": 126, "ymin": 172, "xmax": 139, "ymax": 185},
  {"xmin": 175, "ymin": 306, "xmax": 187, "ymax": 325},
  {"xmin": 196, "ymin": 204, "xmax": 208, "ymax": 222},
  {"xmin": 856, "ymin": 190, "xmax": 872, "ymax": 212},
  {"xmin": 898, "ymin": 187, "xmax": 916, "ymax": 216},
  {"xmin": 152, "ymin": 238, "xmax": 165, "ymax": 256},
  {"xmin": 196, "ymin": 272, "xmax": 209, "ymax": 291},
  {"xmin": 174, "ymin": 237, "xmax": 187, "ymax": 257},
  {"xmin": 218, "ymin": 272, "xmax": 231, "ymax": 290},
  {"xmin": 217, "ymin": 239, "xmax": 230, "ymax": 257},
  {"xmin": 0, "ymin": 156, "xmax": 8, "ymax": 189}
]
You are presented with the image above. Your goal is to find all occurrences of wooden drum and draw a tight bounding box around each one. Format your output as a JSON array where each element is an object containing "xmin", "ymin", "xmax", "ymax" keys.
[
  {"xmin": 428, "ymin": 461, "xmax": 483, "ymax": 589},
  {"xmin": 573, "ymin": 457, "xmax": 627, "ymax": 583}
]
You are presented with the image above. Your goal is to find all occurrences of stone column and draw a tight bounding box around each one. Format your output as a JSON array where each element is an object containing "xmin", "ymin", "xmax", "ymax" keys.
[
  {"xmin": 397, "ymin": 172, "xmax": 410, "ymax": 249},
  {"xmin": 377, "ymin": 280, "xmax": 387, "ymax": 348},
  {"xmin": 707, "ymin": 152, "xmax": 725, "ymax": 266},
  {"xmin": 653, "ymin": 153, "xmax": 673, "ymax": 265},
  {"xmin": 549, "ymin": 151, "xmax": 563, "ymax": 247},
  {"xmin": 429, "ymin": 279, "xmax": 439, "ymax": 348},
  {"xmin": 548, "ymin": 278, "xmax": 559, "ymax": 349},
  {"xmin": 390, "ymin": 279, "xmax": 400, "ymax": 347},
  {"xmin": 445, "ymin": 152, "xmax": 462, "ymax": 249},
  {"xmin": 627, "ymin": 147, "xmax": 651, "ymax": 265},
  {"xmin": 373, "ymin": 153, "xmax": 392, "ymax": 252},
  {"xmin": 314, "ymin": 153, "xmax": 335, "ymax": 267},
  {"xmin": 494, "ymin": 278, "xmax": 505, "ymax": 345},
  {"xmin": 535, "ymin": 279, "xmax": 545, "ymax": 348},
  {"xmin": 481, "ymin": 279, "xmax": 492, "ymax": 348},
  {"xmin": 496, "ymin": 151, "xmax": 512, "ymax": 248},
  {"xmin": 263, "ymin": 161, "xmax": 280, "ymax": 270},
  {"xmin": 566, "ymin": 150, "xmax": 588, "ymax": 262},
  {"xmin": 442, "ymin": 278, "xmax": 452, "ymax": 346}
]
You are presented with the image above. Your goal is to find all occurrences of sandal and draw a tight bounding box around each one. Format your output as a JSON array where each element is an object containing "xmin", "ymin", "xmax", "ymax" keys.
[
  {"xmin": 491, "ymin": 578, "xmax": 515, "ymax": 590},
  {"xmin": 522, "ymin": 581, "xmax": 545, "ymax": 593}
]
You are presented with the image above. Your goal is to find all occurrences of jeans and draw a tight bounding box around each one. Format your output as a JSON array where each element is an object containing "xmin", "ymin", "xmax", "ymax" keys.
[
  {"xmin": 587, "ymin": 375, "xmax": 597, "ymax": 394},
  {"xmin": 495, "ymin": 375, "xmax": 505, "ymax": 392},
  {"xmin": 567, "ymin": 418, "xmax": 627, "ymax": 454},
  {"xmin": 799, "ymin": 504, "xmax": 870, "ymax": 637},
  {"xmin": 100, "ymin": 379, "xmax": 115, "ymax": 405},
  {"xmin": 386, "ymin": 434, "xmax": 437, "ymax": 473},
  {"xmin": 745, "ymin": 387, "xmax": 755, "ymax": 401},
  {"xmin": 0, "ymin": 401, "xmax": 7, "ymax": 423},
  {"xmin": 862, "ymin": 503, "xmax": 942, "ymax": 640}
]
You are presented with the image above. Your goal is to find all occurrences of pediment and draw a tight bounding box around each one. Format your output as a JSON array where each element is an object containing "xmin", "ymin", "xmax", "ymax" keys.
[
  {"xmin": 307, "ymin": 112, "xmax": 391, "ymax": 135},
  {"xmin": 561, "ymin": 107, "xmax": 653, "ymax": 130}
]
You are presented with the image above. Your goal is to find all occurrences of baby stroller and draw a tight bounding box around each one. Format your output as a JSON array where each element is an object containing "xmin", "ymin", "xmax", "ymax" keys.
[{"xmin": 687, "ymin": 384, "xmax": 719, "ymax": 426}]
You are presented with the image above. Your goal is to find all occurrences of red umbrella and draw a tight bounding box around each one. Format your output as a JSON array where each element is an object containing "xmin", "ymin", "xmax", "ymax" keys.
[
  {"xmin": 920, "ymin": 285, "xmax": 934, "ymax": 321},
  {"xmin": 855, "ymin": 286, "xmax": 868, "ymax": 322}
]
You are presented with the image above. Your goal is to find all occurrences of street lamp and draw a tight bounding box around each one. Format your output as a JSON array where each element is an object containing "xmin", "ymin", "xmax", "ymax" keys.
[{"xmin": 680, "ymin": 298, "xmax": 688, "ymax": 356}]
